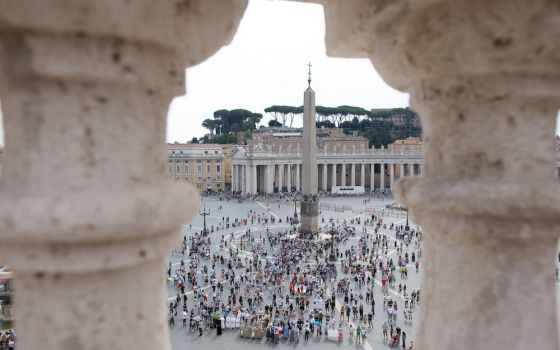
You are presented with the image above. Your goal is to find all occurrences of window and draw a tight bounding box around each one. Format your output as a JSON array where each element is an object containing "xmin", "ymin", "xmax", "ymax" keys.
[
  {"xmin": 214, "ymin": 150, "xmax": 218, "ymax": 154},
  {"xmin": 176, "ymin": 176, "xmax": 180, "ymax": 181},
  {"xmin": 216, "ymin": 165, "xmax": 221, "ymax": 173},
  {"xmin": 197, "ymin": 176, "xmax": 202, "ymax": 182},
  {"xmin": 197, "ymin": 160, "xmax": 201, "ymax": 163},
  {"xmin": 168, "ymin": 164, "xmax": 172, "ymax": 173},
  {"xmin": 216, "ymin": 175, "xmax": 221, "ymax": 181},
  {"xmin": 176, "ymin": 165, "xmax": 180, "ymax": 173},
  {"xmin": 207, "ymin": 164, "xmax": 211, "ymax": 173},
  {"xmin": 184, "ymin": 176, "xmax": 189, "ymax": 181},
  {"xmin": 207, "ymin": 176, "xmax": 211, "ymax": 181},
  {"xmin": 184, "ymin": 165, "xmax": 189, "ymax": 174},
  {"xmin": 197, "ymin": 165, "xmax": 202, "ymax": 174},
  {"xmin": 197, "ymin": 183, "xmax": 202, "ymax": 189},
  {"xmin": 217, "ymin": 183, "xmax": 221, "ymax": 188},
  {"xmin": 204, "ymin": 151, "xmax": 208, "ymax": 154}
]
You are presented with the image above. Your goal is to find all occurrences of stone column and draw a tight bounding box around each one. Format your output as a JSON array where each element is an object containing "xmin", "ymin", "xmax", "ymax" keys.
[
  {"xmin": 331, "ymin": 163, "xmax": 336, "ymax": 191},
  {"xmin": 389, "ymin": 163, "xmax": 394, "ymax": 191},
  {"xmin": 295, "ymin": 164, "xmax": 300, "ymax": 192},
  {"xmin": 341, "ymin": 163, "xmax": 346, "ymax": 186},
  {"xmin": 239, "ymin": 165, "xmax": 243, "ymax": 192},
  {"xmin": 251, "ymin": 165, "xmax": 257, "ymax": 194},
  {"xmin": 286, "ymin": 164, "xmax": 292, "ymax": 192},
  {"xmin": 379, "ymin": 164, "xmax": 384, "ymax": 190},
  {"xmin": 411, "ymin": 164, "xmax": 416, "ymax": 176},
  {"xmin": 360, "ymin": 163, "xmax": 365, "ymax": 187},
  {"xmin": 322, "ymin": 164, "xmax": 328, "ymax": 191},
  {"xmin": 350, "ymin": 163, "xmax": 356, "ymax": 186},
  {"xmin": 0, "ymin": 1, "xmax": 248, "ymax": 350},
  {"xmin": 232, "ymin": 164, "xmax": 238, "ymax": 192},
  {"xmin": 400, "ymin": 163, "xmax": 405, "ymax": 179},
  {"xmin": 307, "ymin": 1, "xmax": 560, "ymax": 350},
  {"xmin": 267, "ymin": 164, "xmax": 274, "ymax": 193},
  {"xmin": 278, "ymin": 163, "xmax": 284, "ymax": 192}
]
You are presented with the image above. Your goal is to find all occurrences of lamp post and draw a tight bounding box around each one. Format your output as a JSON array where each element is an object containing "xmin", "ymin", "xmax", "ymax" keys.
[
  {"xmin": 292, "ymin": 196, "xmax": 298, "ymax": 219},
  {"xmin": 405, "ymin": 207, "xmax": 410, "ymax": 232},
  {"xmin": 329, "ymin": 222, "xmax": 337, "ymax": 262},
  {"xmin": 199, "ymin": 202, "xmax": 210, "ymax": 236}
]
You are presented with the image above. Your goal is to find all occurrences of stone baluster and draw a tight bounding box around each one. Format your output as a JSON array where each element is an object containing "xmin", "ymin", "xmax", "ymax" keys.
[
  {"xmin": 0, "ymin": 1, "xmax": 247, "ymax": 349},
  {"xmin": 309, "ymin": 1, "xmax": 560, "ymax": 349}
]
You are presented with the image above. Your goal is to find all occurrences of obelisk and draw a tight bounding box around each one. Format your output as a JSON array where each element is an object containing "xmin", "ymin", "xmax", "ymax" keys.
[{"xmin": 300, "ymin": 62, "xmax": 319, "ymax": 238}]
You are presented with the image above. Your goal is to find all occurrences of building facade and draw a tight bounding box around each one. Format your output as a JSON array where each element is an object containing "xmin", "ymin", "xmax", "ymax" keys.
[
  {"xmin": 233, "ymin": 130, "xmax": 560, "ymax": 194},
  {"xmin": 232, "ymin": 128, "xmax": 423, "ymax": 194},
  {"xmin": 167, "ymin": 143, "xmax": 229, "ymax": 192}
]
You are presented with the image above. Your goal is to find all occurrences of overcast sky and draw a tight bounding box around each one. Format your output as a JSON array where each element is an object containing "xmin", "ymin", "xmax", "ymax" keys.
[
  {"xmin": 0, "ymin": 0, "xmax": 558, "ymax": 146},
  {"xmin": 166, "ymin": 0, "xmax": 409, "ymax": 142}
]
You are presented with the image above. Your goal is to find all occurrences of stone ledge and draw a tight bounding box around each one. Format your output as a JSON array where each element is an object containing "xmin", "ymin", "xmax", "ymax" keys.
[
  {"xmin": 0, "ymin": 229, "xmax": 179, "ymax": 273},
  {"xmin": 0, "ymin": 182, "xmax": 198, "ymax": 244}
]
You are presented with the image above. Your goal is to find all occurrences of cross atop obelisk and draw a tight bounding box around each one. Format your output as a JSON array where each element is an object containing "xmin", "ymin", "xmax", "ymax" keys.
[{"xmin": 307, "ymin": 61, "xmax": 312, "ymax": 87}]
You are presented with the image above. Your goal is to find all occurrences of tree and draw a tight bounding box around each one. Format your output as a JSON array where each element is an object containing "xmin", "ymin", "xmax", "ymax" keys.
[
  {"xmin": 190, "ymin": 137, "xmax": 199, "ymax": 144},
  {"xmin": 316, "ymin": 120, "xmax": 336, "ymax": 128},
  {"xmin": 268, "ymin": 119, "xmax": 283, "ymax": 127},
  {"xmin": 202, "ymin": 118, "xmax": 217, "ymax": 139},
  {"xmin": 210, "ymin": 109, "xmax": 263, "ymax": 134},
  {"xmin": 264, "ymin": 105, "xmax": 303, "ymax": 127}
]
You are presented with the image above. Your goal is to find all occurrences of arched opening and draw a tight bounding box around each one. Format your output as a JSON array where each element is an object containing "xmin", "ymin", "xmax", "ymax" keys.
[{"xmin": 0, "ymin": 1, "xmax": 558, "ymax": 350}]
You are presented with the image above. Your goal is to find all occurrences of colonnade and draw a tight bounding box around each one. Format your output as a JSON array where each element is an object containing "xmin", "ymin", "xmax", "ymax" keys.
[{"xmin": 232, "ymin": 161, "xmax": 422, "ymax": 194}]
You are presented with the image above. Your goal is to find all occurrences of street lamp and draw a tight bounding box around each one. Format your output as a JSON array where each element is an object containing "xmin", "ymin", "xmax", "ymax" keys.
[
  {"xmin": 405, "ymin": 207, "xmax": 410, "ymax": 231},
  {"xmin": 329, "ymin": 222, "xmax": 337, "ymax": 262},
  {"xmin": 199, "ymin": 202, "xmax": 210, "ymax": 236},
  {"xmin": 292, "ymin": 196, "xmax": 298, "ymax": 219}
]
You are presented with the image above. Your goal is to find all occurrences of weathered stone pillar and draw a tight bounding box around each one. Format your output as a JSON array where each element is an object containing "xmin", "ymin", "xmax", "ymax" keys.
[
  {"xmin": 350, "ymin": 163, "xmax": 356, "ymax": 186},
  {"xmin": 307, "ymin": 0, "xmax": 560, "ymax": 349},
  {"xmin": 0, "ymin": 1, "xmax": 248, "ymax": 349},
  {"xmin": 341, "ymin": 163, "xmax": 346, "ymax": 186}
]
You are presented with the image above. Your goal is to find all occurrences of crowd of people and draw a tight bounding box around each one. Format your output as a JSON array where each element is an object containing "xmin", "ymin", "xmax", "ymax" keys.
[
  {"xmin": 167, "ymin": 200, "xmax": 423, "ymax": 349},
  {"xmin": 0, "ymin": 331, "xmax": 15, "ymax": 350}
]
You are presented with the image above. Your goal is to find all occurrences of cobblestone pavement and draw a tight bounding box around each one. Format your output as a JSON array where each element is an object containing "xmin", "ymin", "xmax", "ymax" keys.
[{"xmin": 168, "ymin": 195, "xmax": 422, "ymax": 350}]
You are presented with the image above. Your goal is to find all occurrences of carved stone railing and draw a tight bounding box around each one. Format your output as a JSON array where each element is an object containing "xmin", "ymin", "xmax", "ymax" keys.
[{"xmin": 0, "ymin": 1, "xmax": 248, "ymax": 349}]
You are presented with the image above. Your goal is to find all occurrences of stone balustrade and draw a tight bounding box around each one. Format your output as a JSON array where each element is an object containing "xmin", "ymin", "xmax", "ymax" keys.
[
  {"xmin": 302, "ymin": 1, "xmax": 560, "ymax": 350},
  {"xmin": 0, "ymin": 1, "xmax": 558, "ymax": 350},
  {"xmin": 0, "ymin": 1, "xmax": 248, "ymax": 349}
]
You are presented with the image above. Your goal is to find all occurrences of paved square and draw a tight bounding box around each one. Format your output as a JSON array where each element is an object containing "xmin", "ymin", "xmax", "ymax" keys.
[{"xmin": 168, "ymin": 195, "xmax": 423, "ymax": 350}]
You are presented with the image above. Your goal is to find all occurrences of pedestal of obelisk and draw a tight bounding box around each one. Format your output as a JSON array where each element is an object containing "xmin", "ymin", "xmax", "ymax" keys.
[{"xmin": 300, "ymin": 84, "xmax": 319, "ymax": 238}]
